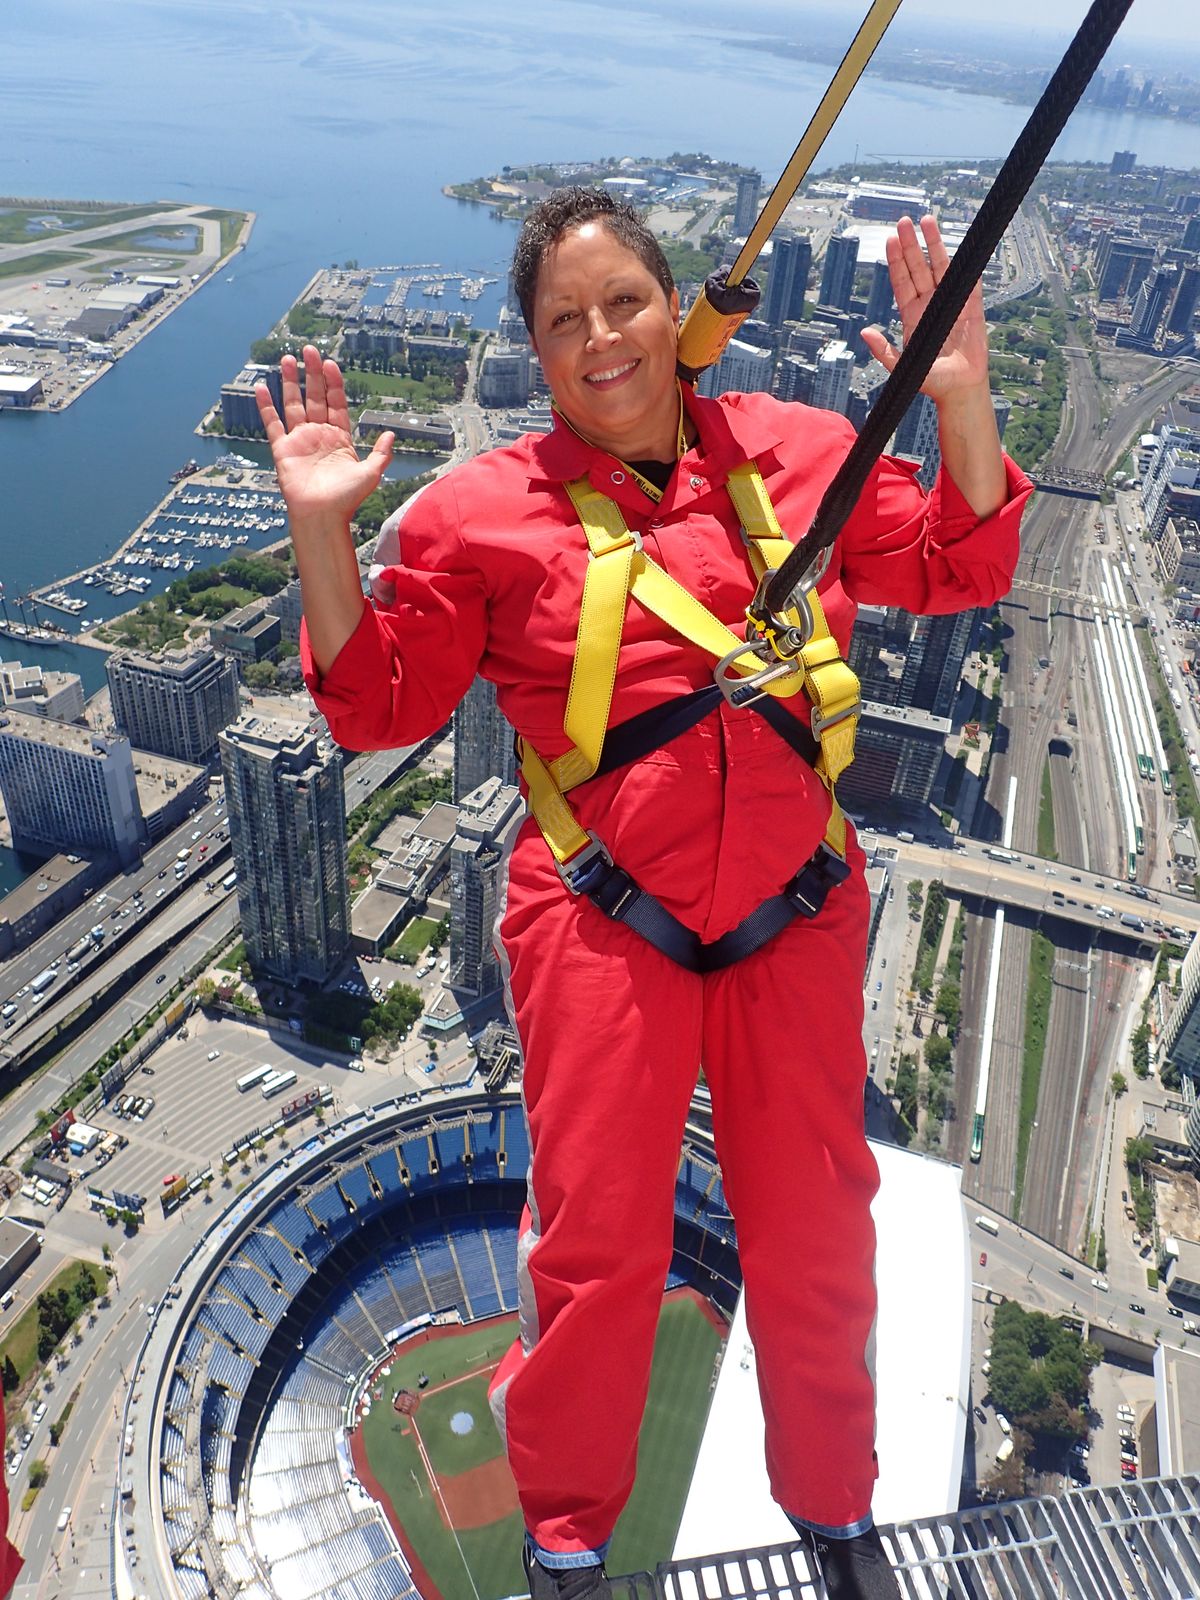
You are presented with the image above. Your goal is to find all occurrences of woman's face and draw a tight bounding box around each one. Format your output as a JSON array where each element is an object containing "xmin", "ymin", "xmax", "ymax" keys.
[{"xmin": 530, "ymin": 220, "xmax": 680, "ymax": 461}]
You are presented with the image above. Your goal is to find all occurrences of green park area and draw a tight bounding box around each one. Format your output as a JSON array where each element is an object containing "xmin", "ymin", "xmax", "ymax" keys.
[
  {"xmin": 360, "ymin": 1292, "xmax": 723, "ymax": 1600},
  {"xmin": 0, "ymin": 1260, "xmax": 108, "ymax": 1405}
]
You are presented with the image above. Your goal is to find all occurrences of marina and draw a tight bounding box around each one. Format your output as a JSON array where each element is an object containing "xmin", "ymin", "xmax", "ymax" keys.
[{"xmin": 21, "ymin": 456, "xmax": 289, "ymax": 645}]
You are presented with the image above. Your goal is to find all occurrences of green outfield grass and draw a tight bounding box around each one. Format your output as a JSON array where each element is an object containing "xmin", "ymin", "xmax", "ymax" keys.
[{"xmin": 360, "ymin": 1291, "xmax": 724, "ymax": 1600}]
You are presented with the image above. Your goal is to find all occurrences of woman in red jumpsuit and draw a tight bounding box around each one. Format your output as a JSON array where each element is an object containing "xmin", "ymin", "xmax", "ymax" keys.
[{"xmin": 257, "ymin": 189, "xmax": 1031, "ymax": 1600}]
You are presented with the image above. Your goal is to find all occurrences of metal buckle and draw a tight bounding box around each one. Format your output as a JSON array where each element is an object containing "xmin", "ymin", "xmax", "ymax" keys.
[
  {"xmin": 809, "ymin": 699, "xmax": 861, "ymax": 740},
  {"xmin": 555, "ymin": 833, "xmax": 613, "ymax": 895},
  {"xmin": 589, "ymin": 527, "xmax": 642, "ymax": 559},
  {"xmin": 714, "ymin": 644, "xmax": 804, "ymax": 709}
]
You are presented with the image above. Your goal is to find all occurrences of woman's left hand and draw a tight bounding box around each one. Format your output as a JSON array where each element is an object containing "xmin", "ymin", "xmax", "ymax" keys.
[{"xmin": 860, "ymin": 214, "xmax": 990, "ymax": 403}]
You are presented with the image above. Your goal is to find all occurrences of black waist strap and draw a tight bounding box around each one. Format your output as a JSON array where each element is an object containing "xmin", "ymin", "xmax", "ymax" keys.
[
  {"xmin": 558, "ymin": 685, "xmax": 841, "ymax": 971},
  {"xmin": 595, "ymin": 683, "xmax": 820, "ymax": 779},
  {"xmin": 573, "ymin": 841, "xmax": 851, "ymax": 973}
]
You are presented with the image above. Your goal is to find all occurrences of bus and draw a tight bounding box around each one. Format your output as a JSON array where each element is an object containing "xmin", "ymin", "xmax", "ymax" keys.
[
  {"xmin": 236, "ymin": 1064, "xmax": 275, "ymax": 1093},
  {"xmin": 261, "ymin": 1069, "xmax": 298, "ymax": 1100},
  {"xmin": 221, "ymin": 872, "xmax": 237, "ymax": 892},
  {"xmin": 986, "ymin": 847, "xmax": 1015, "ymax": 864}
]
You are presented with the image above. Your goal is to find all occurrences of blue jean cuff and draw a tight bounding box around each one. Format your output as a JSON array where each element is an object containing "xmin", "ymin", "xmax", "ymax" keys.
[
  {"xmin": 786, "ymin": 1511, "xmax": 875, "ymax": 1539},
  {"xmin": 527, "ymin": 1533, "xmax": 610, "ymax": 1571}
]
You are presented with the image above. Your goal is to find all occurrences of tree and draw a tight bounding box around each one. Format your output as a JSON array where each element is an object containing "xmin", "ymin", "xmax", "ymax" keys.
[
  {"xmin": 27, "ymin": 1460, "xmax": 47, "ymax": 1489},
  {"xmin": 196, "ymin": 976, "xmax": 217, "ymax": 1007},
  {"xmin": 1111, "ymin": 1070, "xmax": 1127, "ymax": 1098},
  {"xmin": 1125, "ymin": 1135, "xmax": 1154, "ymax": 1173},
  {"xmin": 1, "ymin": 1356, "xmax": 18, "ymax": 1394}
]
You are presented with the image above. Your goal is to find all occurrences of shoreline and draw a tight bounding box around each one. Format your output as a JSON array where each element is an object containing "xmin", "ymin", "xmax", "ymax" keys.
[{"xmin": 0, "ymin": 204, "xmax": 255, "ymax": 417}]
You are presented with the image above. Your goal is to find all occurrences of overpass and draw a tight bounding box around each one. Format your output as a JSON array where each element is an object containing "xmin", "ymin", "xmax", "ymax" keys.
[
  {"xmin": 1029, "ymin": 465, "xmax": 1106, "ymax": 499},
  {"xmin": 878, "ymin": 835, "xmax": 1199, "ymax": 944}
]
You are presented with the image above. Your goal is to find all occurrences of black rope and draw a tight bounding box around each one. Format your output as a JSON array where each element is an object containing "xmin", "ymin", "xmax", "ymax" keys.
[{"xmin": 762, "ymin": 0, "xmax": 1137, "ymax": 618}]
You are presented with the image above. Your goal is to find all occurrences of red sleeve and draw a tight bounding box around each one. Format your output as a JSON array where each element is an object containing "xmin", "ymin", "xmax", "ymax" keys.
[
  {"xmin": 838, "ymin": 447, "xmax": 1033, "ymax": 615},
  {"xmin": 300, "ymin": 472, "xmax": 487, "ymax": 752}
]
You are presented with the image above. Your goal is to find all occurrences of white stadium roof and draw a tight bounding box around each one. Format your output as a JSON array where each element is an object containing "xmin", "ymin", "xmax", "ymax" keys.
[{"xmin": 674, "ymin": 1139, "xmax": 970, "ymax": 1560}]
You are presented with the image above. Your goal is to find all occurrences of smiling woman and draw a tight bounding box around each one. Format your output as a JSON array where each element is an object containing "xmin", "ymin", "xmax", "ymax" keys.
[{"xmin": 257, "ymin": 183, "xmax": 1032, "ymax": 1600}]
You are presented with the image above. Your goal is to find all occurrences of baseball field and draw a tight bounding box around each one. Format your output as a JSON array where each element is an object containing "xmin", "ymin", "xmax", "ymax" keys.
[{"xmin": 354, "ymin": 1287, "xmax": 726, "ymax": 1600}]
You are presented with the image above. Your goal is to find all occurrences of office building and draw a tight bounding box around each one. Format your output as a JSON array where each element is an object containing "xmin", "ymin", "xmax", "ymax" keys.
[
  {"xmin": 810, "ymin": 339, "xmax": 854, "ymax": 416},
  {"xmin": 820, "ymin": 234, "xmax": 859, "ymax": 313},
  {"xmin": 763, "ymin": 234, "xmax": 812, "ymax": 328},
  {"xmin": 453, "ymin": 675, "xmax": 516, "ymax": 802},
  {"xmin": 698, "ymin": 338, "xmax": 774, "ymax": 400},
  {"xmin": 0, "ymin": 660, "xmax": 84, "ymax": 722},
  {"xmin": 219, "ymin": 714, "xmax": 350, "ymax": 985},
  {"xmin": 1110, "ymin": 148, "xmax": 1137, "ymax": 175},
  {"xmin": 448, "ymin": 777, "xmax": 523, "ymax": 997},
  {"xmin": 0, "ymin": 712, "xmax": 142, "ymax": 866},
  {"xmin": 106, "ymin": 646, "xmax": 239, "ymax": 765},
  {"xmin": 734, "ymin": 171, "xmax": 762, "ymax": 237}
]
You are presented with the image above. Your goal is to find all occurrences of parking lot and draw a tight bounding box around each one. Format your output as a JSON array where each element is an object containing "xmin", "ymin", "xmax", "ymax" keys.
[{"xmin": 59, "ymin": 1018, "xmax": 361, "ymax": 1210}]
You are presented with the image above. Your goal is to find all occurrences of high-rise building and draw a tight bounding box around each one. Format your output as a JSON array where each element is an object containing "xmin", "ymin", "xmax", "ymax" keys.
[
  {"xmin": 0, "ymin": 711, "xmax": 142, "ymax": 865},
  {"xmin": 1184, "ymin": 216, "xmax": 1200, "ymax": 253},
  {"xmin": 811, "ymin": 340, "xmax": 854, "ymax": 416},
  {"xmin": 775, "ymin": 356, "xmax": 817, "ymax": 405},
  {"xmin": 219, "ymin": 714, "xmax": 350, "ymax": 985},
  {"xmin": 1110, "ymin": 148, "xmax": 1137, "ymax": 175},
  {"xmin": 220, "ymin": 362, "xmax": 282, "ymax": 436},
  {"xmin": 734, "ymin": 171, "xmax": 762, "ymax": 237},
  {"xmin": 763, "ymin": 234, "xmax": 812, "ymax": 328},
  {"xmin": 698, "ymin": 338, "xmax": 774, "ymax": 399},
  {"xmin": 849, "ymin": 602, "xmax": 973, "ymax": 724},
  {"xmin": 453, "ymin": 676, "xmax": 516, "ymax": 802},
  {"xmin": 0, "ymin": 660, "xmax": 84, "ymax": 722},
  {"xmin": 1130, "ymin": 265, "xmax": 1176, "ymax": 344},
  {"xmin": 1162, "ymin": 935, "xmax": 1200, "ymax": 1086},
  {"xmin": 449, "ymin": 777, "xmax": 523, "ymax": 997},
  {"xmin": 1168, "ymin": 262, "xmax": 1200, "ymax": 338},
  {"xmin": 865, "ymin": 260, "xmax": 895, "ymax": 329},
  {"xmin": 820, "ymin": 235, "xmax": 860, "ymax": 312},
  {"xmin": 1095, "ymin": 233, "xmax": 1156, "ymax": 301},
  {"xmin": 478, "ymin": 346, "xmax": 532, "ymax": 408},
  {"xmin": 839, "ymin": 704, "xmax": 950, "ymax": 810},
  {"xmin": 893, "ymin": 392, "xmax": 941, "ymax": 488},
  {"xmin": 106, "ymin": 646, "xmax": 239, "ymax": 765}
]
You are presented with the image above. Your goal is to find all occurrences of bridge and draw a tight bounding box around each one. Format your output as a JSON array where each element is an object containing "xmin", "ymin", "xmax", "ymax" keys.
[{"xmin": 1030, "ymin": 466, "xmax": 1107, "ymax": 499}]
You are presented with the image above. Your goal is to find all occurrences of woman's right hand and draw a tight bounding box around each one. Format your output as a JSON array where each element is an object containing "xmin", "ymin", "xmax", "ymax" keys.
[{"xmin": 255, "ymin": 344, "xmax": 394, "ymax": 527}]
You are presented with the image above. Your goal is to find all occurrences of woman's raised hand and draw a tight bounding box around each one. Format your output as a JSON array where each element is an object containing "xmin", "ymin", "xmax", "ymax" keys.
[
  {"xmin": 860, "ymin": 215, "xmax": 991, "ymax": 404},
  {"xmin": 255, "ymin": 345, "xmax": 394, "ymax": 526}
]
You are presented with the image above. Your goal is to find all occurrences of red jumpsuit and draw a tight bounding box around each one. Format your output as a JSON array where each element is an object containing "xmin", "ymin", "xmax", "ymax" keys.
[{"xmin": 303, "ymin": 387, "xmax": 1032, "ymax": 1563}]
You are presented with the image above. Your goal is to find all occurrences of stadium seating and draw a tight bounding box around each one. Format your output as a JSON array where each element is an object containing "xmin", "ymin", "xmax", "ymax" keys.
[{"xmin": 153, "ymin": 1095, "xmax": 733, "ymax": 1600}]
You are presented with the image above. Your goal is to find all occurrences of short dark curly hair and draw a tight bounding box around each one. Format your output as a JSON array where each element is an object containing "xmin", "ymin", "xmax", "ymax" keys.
[{"xmin": 511, "ymin": 186, "xmax": 675, "ymax": 335}]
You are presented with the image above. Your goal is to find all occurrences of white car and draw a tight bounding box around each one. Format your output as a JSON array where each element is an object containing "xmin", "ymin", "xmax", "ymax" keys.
[
  {"xmin": 32, "ymin": 1402, "xmax": 46, "ymax": 1423},
  {"xmin": 1091, "ymin": 1277, "xmax": 1109, "ymax": 1291},
  {"xmin": 207, "ymin": 1050, "xmax": 220, "ymax": 1061},
  {"xmin": 191, "ymin": 830, "xmax": 202, "ymax": 841}
]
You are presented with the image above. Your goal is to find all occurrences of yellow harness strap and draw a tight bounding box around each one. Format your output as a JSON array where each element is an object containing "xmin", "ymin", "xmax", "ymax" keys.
[{"xmin": 521, "ymin": 463, "xmax": 859, "ymax": 867}]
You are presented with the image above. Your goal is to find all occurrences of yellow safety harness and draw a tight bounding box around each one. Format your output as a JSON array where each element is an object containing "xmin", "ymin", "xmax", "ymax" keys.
[{"xmin": 518, "ymin": 460, "xmax": 863, "ymax": 970}]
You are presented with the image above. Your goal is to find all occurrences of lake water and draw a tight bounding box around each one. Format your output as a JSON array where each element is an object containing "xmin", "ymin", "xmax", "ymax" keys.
[{"xmin": 1, "ymin": 0, "xmax": 1198, "ymax": 893}]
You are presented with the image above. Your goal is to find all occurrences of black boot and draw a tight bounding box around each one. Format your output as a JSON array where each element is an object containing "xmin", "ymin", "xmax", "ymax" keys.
[
  {"xmin": 523, "ymin": 1541, "xmax": 612, "ymax": 1600},
  {"xmin": 798, "ymin": 1525, "xmax": 902, "ymax": 1600}
]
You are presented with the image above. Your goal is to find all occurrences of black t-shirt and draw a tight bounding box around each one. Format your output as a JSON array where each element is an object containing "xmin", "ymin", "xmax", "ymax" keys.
[{"xmin": 628, "ymin": 458, "xmax": 674, "ymax": 496}]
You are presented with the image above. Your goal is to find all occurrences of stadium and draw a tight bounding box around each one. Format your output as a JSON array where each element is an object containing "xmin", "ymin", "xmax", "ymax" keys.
[
  {"xmin": 125, "ymin": 1090, "xmax": 742, "ymax": 1600},
  {"xmin": 96, "ymin": 1074, "xmax": 1200, "ymax": 1600}
]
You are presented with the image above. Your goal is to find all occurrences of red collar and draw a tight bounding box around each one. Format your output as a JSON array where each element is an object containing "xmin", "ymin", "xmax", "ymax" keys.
[{"xmin": 527, "ymin": 386, "xmax": 786, "ymax": 486}]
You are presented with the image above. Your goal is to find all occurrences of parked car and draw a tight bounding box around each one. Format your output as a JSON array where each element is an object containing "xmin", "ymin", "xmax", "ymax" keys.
[
  {"xmin": 979, "ymin": 1251, "xmax": 988, "ymax": 1267},
  {"xmin": 207, "ymin": 1050, "xmax": 220, "ymax": 1062}
]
